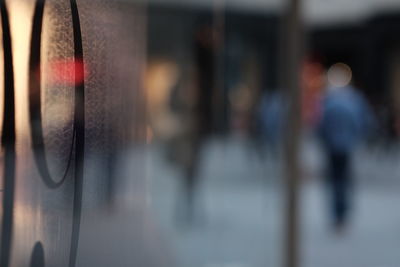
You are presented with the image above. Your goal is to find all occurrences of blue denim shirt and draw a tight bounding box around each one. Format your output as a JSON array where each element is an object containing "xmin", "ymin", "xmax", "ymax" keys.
[{"xmin": 318, "ymin": 86, "xmax": 374, "ymax": 153}]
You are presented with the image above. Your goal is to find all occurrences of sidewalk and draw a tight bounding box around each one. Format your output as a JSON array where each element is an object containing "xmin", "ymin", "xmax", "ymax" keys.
[{"xmin": 149, "ymin": 135, "xmax": 400, "ymax": 267}]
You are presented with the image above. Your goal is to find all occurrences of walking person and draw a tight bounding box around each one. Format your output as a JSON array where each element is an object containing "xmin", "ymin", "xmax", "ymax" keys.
[{"xmin": 318, "ymin": 63, "xmax": 374, "ymax": 231}]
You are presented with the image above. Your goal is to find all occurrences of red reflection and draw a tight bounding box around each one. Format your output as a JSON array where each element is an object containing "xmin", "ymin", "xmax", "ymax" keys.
[
  {"xmin": 46, "ymin": 58, "xmax": 87, "ymax": 86},
  {"xmin": 301, "ymin": 58, "xmax": 325, "ymax": 128}
]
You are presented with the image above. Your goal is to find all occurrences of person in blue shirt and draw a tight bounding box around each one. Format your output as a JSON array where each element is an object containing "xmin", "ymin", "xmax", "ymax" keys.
[{"xmin": 318, "ymin": 64, "xmax": 375, "ymax": 231}]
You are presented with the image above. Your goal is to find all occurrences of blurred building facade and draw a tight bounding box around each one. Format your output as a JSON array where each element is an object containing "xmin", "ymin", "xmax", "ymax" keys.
[{"xmin": 147, "ymin": 0, "xmax": 400, "ymax": 139}]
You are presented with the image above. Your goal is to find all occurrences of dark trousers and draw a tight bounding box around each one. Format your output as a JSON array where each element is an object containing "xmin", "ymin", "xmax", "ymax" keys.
[{"xmin": 328, "ymin": 151, "xmax": 351, "ymax": 226}]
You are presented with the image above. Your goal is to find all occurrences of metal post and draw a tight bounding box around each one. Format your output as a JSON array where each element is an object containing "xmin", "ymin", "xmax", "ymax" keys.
[{"xmin": 283, "ymin": 0, "xmax": 302, "ymax": 266}]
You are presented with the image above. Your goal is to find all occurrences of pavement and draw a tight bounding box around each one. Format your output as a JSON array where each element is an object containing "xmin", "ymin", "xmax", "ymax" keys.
[{"xmin": 147, "ymin": 135, "xmax": 400, "ymax": 267}]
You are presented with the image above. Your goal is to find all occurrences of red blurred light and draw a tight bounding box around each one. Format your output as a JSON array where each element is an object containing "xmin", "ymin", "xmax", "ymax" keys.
[{"xmin": 46, "ymin": 58, "xmax": 87, "ymax": 86}]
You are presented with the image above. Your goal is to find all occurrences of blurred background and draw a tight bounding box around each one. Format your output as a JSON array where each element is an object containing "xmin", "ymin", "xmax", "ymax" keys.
[
  {"xmin": 145, "ymin": 0, "xmax": 400, "ymax": 267},
  {"xmin": 2, "ymin": 0, "xmax": 400, "ymax": 267}
]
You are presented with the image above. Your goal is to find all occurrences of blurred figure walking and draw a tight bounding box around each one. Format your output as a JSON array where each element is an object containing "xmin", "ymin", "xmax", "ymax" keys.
[
  {"xmin": 318, "ymin": 63, "xmax": 374, "ymax": 231},
  {"xmin": 174, "ymin": 18, "xmax": 219, "ymax": 225},
  {"xmin": 259, "ymin": 91, "xmax": 287, "ymax": 154}
]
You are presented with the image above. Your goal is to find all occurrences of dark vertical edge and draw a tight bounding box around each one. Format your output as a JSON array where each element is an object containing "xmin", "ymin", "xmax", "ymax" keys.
[
  {"xmin": 29, "ymin": 0, "xmax": 57, "ymax": 189},
  {"xmin": 69, "ymin": 0, "xmax": 85, "ymax": 267},
  {"xmin": 29, "ymin": 0, "xmax": 76, "ymax": 189},
  {"xmin": 212, "ymin": 1, "xmax": 226, "ymax": 133},
  {"xmin": 29, "ymin": 0, "xmax": 44, "ymax": 126},
  {"xmin": 0, "ymin": 0, "xmax": 16, "ymax": 267},
  {"xmin": 283, "ymin": 0, "xmax": 303, "ymax": 267}
]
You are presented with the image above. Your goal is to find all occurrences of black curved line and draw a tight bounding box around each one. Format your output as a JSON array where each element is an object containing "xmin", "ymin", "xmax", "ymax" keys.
[
  {"xmin": 29, "ymin": 0, "xmax": 75, "ymax": 189},
  {"xmin": 69, "ymin": 1, "xmax": 85, "ymax": 266},
  {"xmin": 30, "ymin": 1, "xmax": 85, "ymax": 267},
  {"xmin": 0, "ymin": 1, "xmax": 16, "ymax": 267}
]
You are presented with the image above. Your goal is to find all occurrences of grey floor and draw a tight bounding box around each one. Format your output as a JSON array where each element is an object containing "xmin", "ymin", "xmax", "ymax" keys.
[{"xmin": 148, "ymin": 135, "xmax": 400, "ymax": 267}]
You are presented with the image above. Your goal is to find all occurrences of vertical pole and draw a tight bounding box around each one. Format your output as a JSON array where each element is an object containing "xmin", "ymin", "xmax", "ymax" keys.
[
  {"xmin": 213, "ymin": 0, "xmax": 225, "ymax": 133},
  {"xmin": 283, "ymin": 0, "xmax": 302, "ymax": 266}
]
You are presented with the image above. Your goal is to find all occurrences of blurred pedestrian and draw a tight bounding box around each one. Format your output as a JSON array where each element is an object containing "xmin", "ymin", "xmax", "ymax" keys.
[
  {"xmin": 173, "ymin": 18, "xmax": 219, "ymax": 225},
  {"xmin": 318, "ymin": 63, "xmax": 375, "ymax": 231},
  {"xmin": 259, "ymin": 90, "xmax": 287, "ymax": 154}
]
